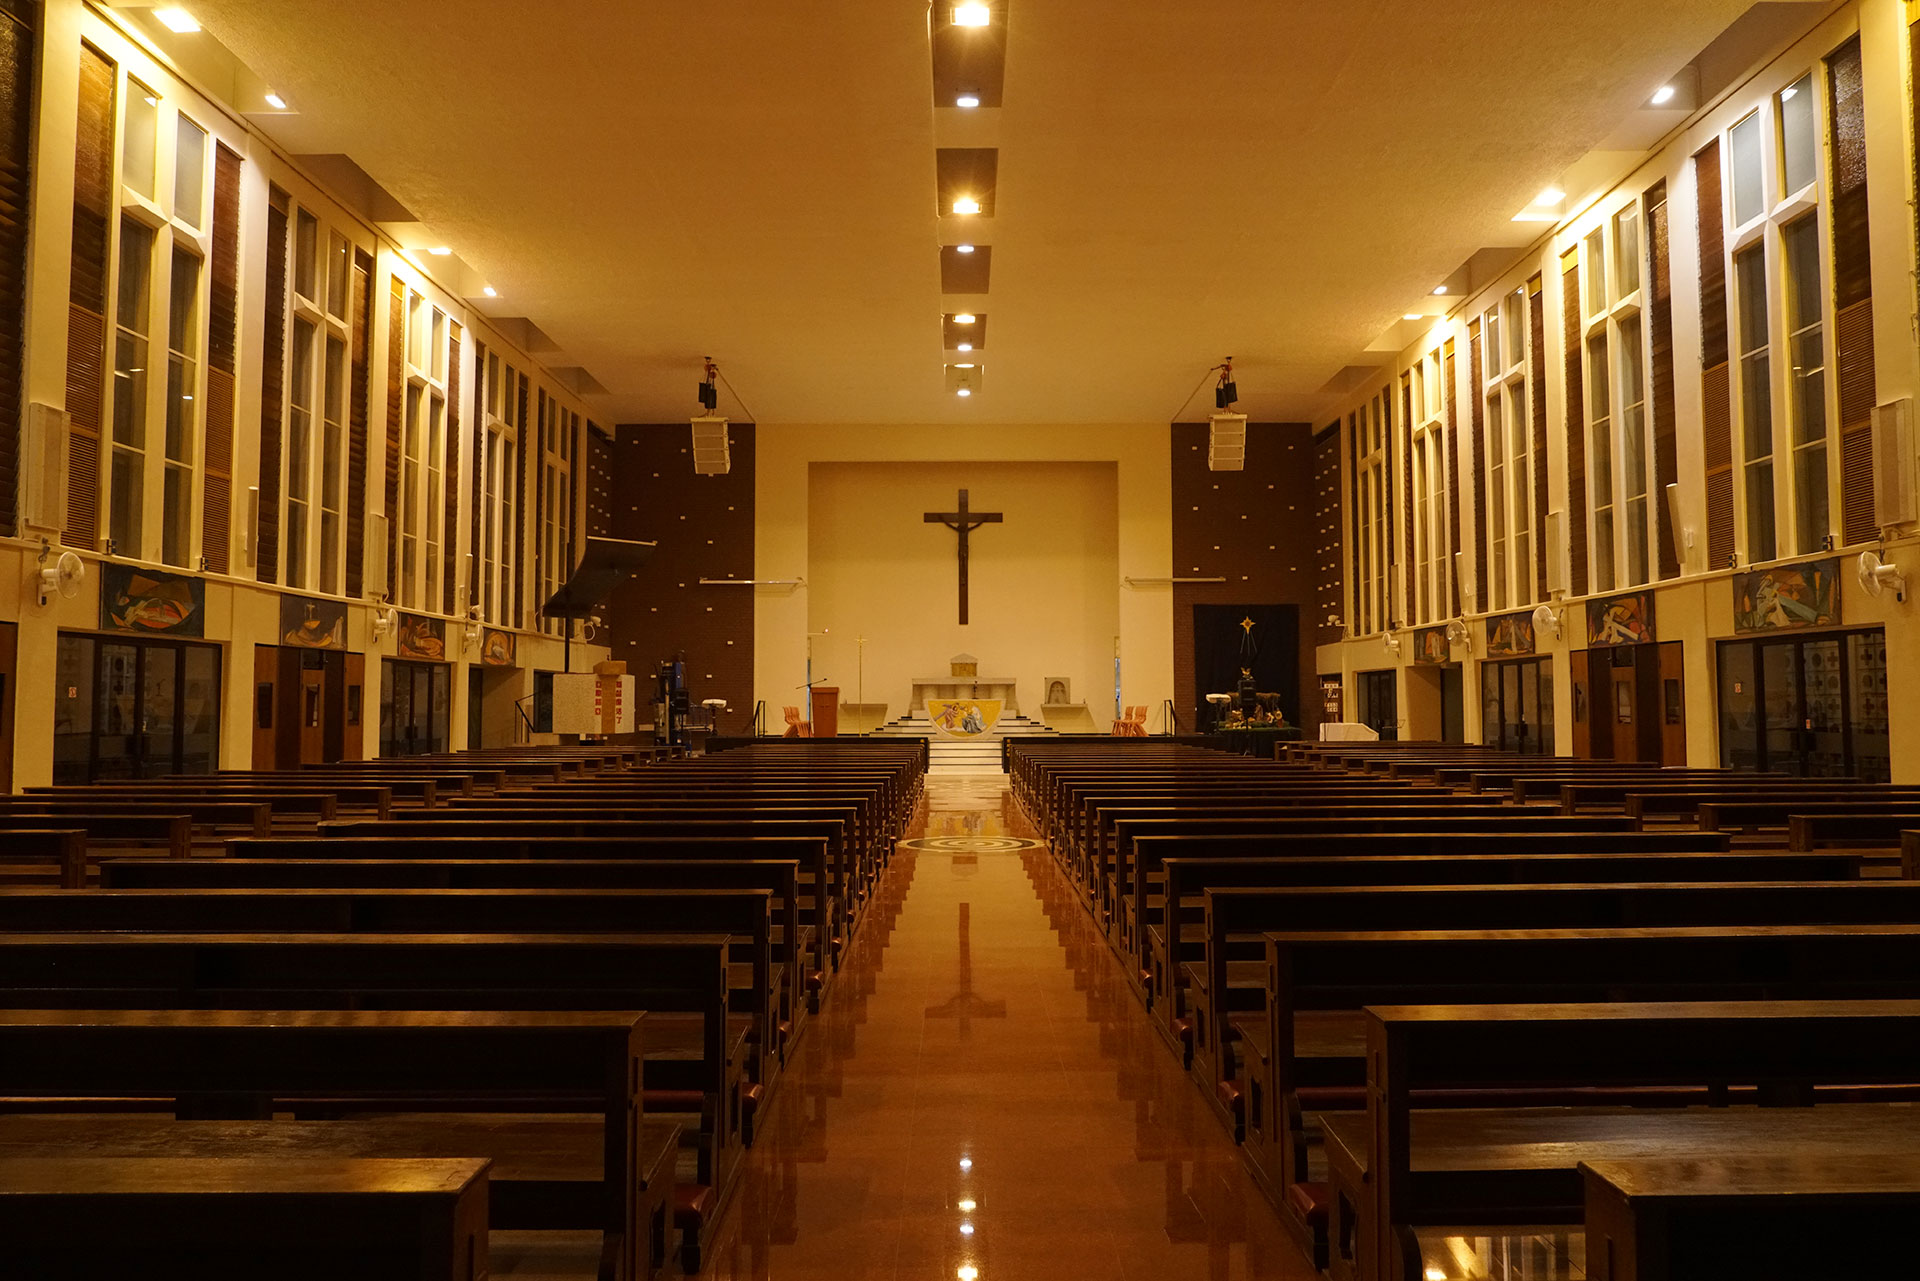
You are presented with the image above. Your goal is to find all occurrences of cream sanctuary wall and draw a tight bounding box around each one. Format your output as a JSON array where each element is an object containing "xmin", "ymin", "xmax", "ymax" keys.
[
  {"xmin": 1318, "ymin": 0, "xmax": 1920, "ymax": 779},
  {"xmin": 2, "ymin": 1, "xmax": 604, "ymax": 784},
  {"xmin": 755, "ymin": 425, "xmax": 1172, "ymax": 731},
  {"xmin": 807, "ymin": 461, "xmax": 1118, "ymax": 724}
]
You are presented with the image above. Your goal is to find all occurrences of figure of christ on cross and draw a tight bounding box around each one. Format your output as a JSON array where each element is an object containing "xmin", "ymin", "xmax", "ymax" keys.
[{"xmin": 923, "ymin": 488, "xmax": 1003, "ymax": 625}]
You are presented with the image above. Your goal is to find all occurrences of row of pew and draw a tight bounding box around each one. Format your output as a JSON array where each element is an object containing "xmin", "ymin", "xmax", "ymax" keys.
[
  {"xmin": 1009, "ymin": 738, "xmax": 1920, "ymax": 1281},
  {"xmin": 0, "ymin": 739, "xmax": 925, "ymax": 1279}
]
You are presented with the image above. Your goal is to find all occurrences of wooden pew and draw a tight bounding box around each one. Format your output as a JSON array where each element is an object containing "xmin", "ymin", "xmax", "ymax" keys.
[
  {"xmin": 101, "ymin": 854, "xmax": 814, "ymax": 1047},
  {"xmin": 1581, "ymin": 1154, "xmax": 1920, "ymax": 1281},
  {"xmin": 1191, "ymin": 878, "xmax": 1920, "ymax": 1124},
  {"xmin": 0, "ymin": 1155, "xmax": 492, "ymax": 1281},
  {"xmin": 0, "ymin": 1009, "xmax": 655, "ymax": 1281},
  {"xmin": 1254, "ymin": 924, "xmax": 1920, "ymax": 1264},
  {"xmin": 0, "ymin": 812, "xmax": 191, "ymax": 862},
  {"xmin": 1129, "ymin": 830, "xmax": 1734, "ymax": 1003},
  {"xmin": 1790, "ymin": 809, "xmax": 1920, "ymax": 852},
  {"xmin": 28, "ymin": 782, "xmax": 382, "ymax": 821},
  {"xmin": 0, "ymin": 828, "xmax": 88, "ymax": 888},
  {"xmin": 0, "ymin": 932, "xmax": 741, "ymax": 1270},
  {"xmin": 0, "ymin": 796, "xmax": 273, "ymax": 842},
  {"xmin": 1337, "ymin": 1001, "xmax": 1920, "ymax": 1281},
  {"xmin": 0, "ymin": 885, "xmax": 782, "ymax": 1095},
  {"xmin": 227, "ymin": 834, "xmax": 831, "ymax": 1006},
  {"xmin": 315, "ymin": 818, "xmax": 856, "ymax": 963}
]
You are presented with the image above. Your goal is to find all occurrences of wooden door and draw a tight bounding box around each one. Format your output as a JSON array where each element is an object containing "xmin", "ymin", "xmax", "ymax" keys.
[
  {"xmin": 1609, "ymin": 663, "xmax": 1638, "ymax": 763},
  {"xmin": 251, "ymin": 645, "xmax": 279, "ymax": 769},
  {"xmin": 0, "ymin": 621, "xmax": 14, "ymax": 792},
  {"xmin": 342, "ymin": 653, "xmax": 365, "ymax": 761},
  {"xmin": 298, "ymin": 664, "xmax": 325, "ymax": 764},
  {"xmin": 1657, "ymin": 640, "xmax": 1686, "ymax": 765}
]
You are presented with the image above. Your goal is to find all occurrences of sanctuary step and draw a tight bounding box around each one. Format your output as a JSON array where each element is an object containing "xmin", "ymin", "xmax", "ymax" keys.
[{"xmin": 871, "ymin": 712, "xmax": 1059, "ymax": 775}]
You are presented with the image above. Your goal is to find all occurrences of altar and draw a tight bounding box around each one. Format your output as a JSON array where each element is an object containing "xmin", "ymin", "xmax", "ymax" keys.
[
  {"xmin": 911, "ymin": 676, "xmax": 1018, "ymax": 714},
  {"xmin": 912, "ymin": 652, "xmax": 1018, "ymax": 715}
]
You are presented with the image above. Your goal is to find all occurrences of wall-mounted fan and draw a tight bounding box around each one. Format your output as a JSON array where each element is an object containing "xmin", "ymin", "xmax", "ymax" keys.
[
  {"xmin": 1444, "ymin": 617, "xmax": 1472, "ymax": 651},
  {"xmin": 36, "ymin": 549, "xmax": 84, "ymax": 607},
  {"xmin": 1381, "ymin": 629, "xmax": 1403, "ymax": 658},
  {"xmin": 1858, "ymin": 550, "xmax": 1907, "ymax": 603},
  {"xmin": 1532, "ymin": 601, "xmax": 1564, "ymax": 640}
]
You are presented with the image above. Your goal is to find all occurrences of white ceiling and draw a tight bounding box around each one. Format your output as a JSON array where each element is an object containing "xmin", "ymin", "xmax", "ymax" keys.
[{"xmin": 185, "ymin": 0, "xmax": 1773, "ymax": 425}]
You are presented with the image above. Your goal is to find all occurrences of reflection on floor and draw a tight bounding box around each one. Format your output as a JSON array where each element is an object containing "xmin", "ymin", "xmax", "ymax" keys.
[
  {"xmin": 699, "ymin": 777, "xmax": 1318, "ymax": 1281},
  {"xmin": 1416, "ymin": 1229, "xmax": 1584, "ymax": 1281}
]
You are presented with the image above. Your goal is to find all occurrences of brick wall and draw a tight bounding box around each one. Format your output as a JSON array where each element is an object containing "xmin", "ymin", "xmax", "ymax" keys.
[
  {"xmin": 604, "ymin": 423, "xmax": 757, "ymax": 733},
  {"xmin": 1170, "ymin": 421, "xmax": 1319, "ymax": 733}
]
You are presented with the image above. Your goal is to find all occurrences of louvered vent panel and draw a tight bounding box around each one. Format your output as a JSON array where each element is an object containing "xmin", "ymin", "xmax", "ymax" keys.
[
  {"xmin": 1528, "ymin": 280, "xmax": 1548, "ymax": 601},
  {"xmin": 62, "ymin": 303, "xmax": 103, "ymax": 548},
  {"xmin": 345, "ymin": 252, "xmax": 371, "ymax": 599},
  {"xmin": 200, "ymin": 367, "xmax": 234, "ymax": 573}
]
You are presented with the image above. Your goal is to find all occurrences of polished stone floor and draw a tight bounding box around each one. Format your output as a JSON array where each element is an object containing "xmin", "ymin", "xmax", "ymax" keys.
[{"xmin": 699, "ymin": 777, "xmax": 1317, "ymax": 1281}]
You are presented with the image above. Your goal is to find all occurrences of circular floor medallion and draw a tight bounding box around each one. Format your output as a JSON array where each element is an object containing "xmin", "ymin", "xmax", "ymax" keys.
[{"xmin": 898, "ymin": 836, "xmax": 1044, "ymax": 853}]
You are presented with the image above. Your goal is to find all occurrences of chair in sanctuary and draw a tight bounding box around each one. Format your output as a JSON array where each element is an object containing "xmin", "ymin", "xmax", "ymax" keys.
[
  {"xmin": 1112, "ymin": 705, "xmax": 1148, "ymax": 737},
  {"xmin": 782, "ymin": 706, "xmax": 813, "ymax": 738}
]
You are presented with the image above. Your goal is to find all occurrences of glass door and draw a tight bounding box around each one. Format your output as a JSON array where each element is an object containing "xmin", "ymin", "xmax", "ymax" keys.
[
  {"xmin": 1481, "ymin": 657, "xmax": 1554, "ymax": 755},
  {"xmin": 1718, "ymin": 629, "xmax": 1888, "ymax": 781},
  {"xmin": 52, "ymin": 634, "xmax": 223, "ymax": 782}
]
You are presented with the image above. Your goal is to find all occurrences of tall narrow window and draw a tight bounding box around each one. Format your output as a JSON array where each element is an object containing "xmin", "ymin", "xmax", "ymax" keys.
[
  {"xmin": 1586, "ymin": 332, "xmax": 1614, "ymax": 591},
  {"xmin": 1614, "ymin": 205, "xmax": 1641, "ymax": 296},
  {"xmin": 172, "ymin": 114, "xmax": 205, "ymax": 228},
  {"xmin": 401, "ymin": 384, "xmax": 422, "ymax": 602},
  {"xmin": 1618, "ymin": 315, "xmax": 1649, "ymax": 584},
  {"xmin": 110, "ymin": 217, "xmax": 152, "ymax": 558},
  {"xmin": 320, "ymin": 334, "xmax": 345, "ymax": 594},
  {"xmin": 1507, "ymin": 381, "xmax": 1531, "ymax": 594},
  {"xmin": 1729, "ymin": 111, "xmax": 1764, "ymax": 226},
  {"xmin": 1778, "ymin": 73, "xmax": 1816, "ymax": 197},
  {"xmin": 286, "ymin": 315, "xmax": 315, "ymax": 586},
  {"xmin": 426, "ymin": 393, "xmax": 444, "ymax": 610},
  {"xmin": 123, "ymin": 82, "xmax": 157, "ymax": 199},
  {"xmin": 1734, "ymin": 244, "xmax": 1774, "ymax": 561},
  {"xmin": 1782, "ymin": 215, "xmax": 1827, "ymax": 552},
  {"xmin": 1487, "ymin": 390, "xmax": 1507, "ymax": 612},
  {"xmin": 162, "ymin": 244, "xmax": 199, "ymax": 567}
]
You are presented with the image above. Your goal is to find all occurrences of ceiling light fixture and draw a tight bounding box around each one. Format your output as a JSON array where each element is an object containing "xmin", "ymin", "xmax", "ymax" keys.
[
  {"xmin": 153, "ymin": 7, "xmax": 200, "ymax": 32},
  {"xmin": 953, "ymin": 313, "xmax": 976, "ymax": 324},
  {"xmin": 264, "ymin": 92, "xmax": 287, "ymax": 110},
  {"xmin": 957, "ymin": 1199, "xmax": 977, "ymax": 1211},
  {"xmin": 953, "ymin": 3, "xmax": 990, "ymax": 26},
  {"xmin": 956, "ymin": 93, "xmax": 981, "ymax": 108},
  {"xmin": 955, "ymin": 243, "xmax": 976, "ymax": 254},
  {"xmin": 1432, "ymin": 285, "xmax": 1448, "ymax": 295},
  {"xmin": 957, "ymin": 388, "xmax": 972, "ymax": 397},
  {"xmin": 955, "ymin": 363, "xmax": 976, "ymax": 369},
  {"xmin": 957, "ymin": 342, "xmax": 973, "ymax": 351},
  {"xmin": 1533, "ymin": 186, "xmax": 1565, "ymax": 206},
  {"xmin": 482, "ymin": 286, "xmax": 498, "ymax": 298},
  {"xmin": 427, "ymin": 246, "xmax": 452, "ymax": 256},
  {"xmin": 1650, "ymin": 84, "xmax": 1677, "ymax": 106},
  {"xmin": 1403, "ymin": 313, "xmax": 1423, "ymax": 321},
  {"xmin": 952, "ymin": 196, "xmax": 981, "ymax": 216}
]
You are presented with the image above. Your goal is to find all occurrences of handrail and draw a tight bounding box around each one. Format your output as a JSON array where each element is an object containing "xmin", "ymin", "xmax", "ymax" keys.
[
  {"xmin": 750, "ymin": 701, "xmax": 767, "ymax": 737},
  {"xmin": 1159, "ymin": 698, "xmax": 1181, "ymax": 736}
]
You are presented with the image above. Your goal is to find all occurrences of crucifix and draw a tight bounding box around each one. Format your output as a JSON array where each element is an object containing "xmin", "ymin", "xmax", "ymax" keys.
[{"xmin": 923, "ymin": 488, "xmax": 1003, "ymax": 624}]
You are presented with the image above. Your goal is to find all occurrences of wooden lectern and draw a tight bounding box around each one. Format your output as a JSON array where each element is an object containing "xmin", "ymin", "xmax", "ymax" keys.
[{"xmin": 810, "ymin": 686, "xmax": 839, "ymax": 738}]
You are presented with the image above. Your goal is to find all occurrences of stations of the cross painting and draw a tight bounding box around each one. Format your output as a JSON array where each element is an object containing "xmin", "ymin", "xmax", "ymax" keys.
[{"xmin": 923, "ymin": 488, "xmax": 1003, "ymax": 625}]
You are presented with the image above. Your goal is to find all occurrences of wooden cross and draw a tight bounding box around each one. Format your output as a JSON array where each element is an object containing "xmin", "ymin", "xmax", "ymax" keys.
[{"xmin": 923, "ymin": 488, "xmax": 1003, "ymax": 625}]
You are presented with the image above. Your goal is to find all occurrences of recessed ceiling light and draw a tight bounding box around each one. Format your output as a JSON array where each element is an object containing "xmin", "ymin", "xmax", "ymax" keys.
[
  {"xmin": 1533, "ymin": 186, "xmax": 1565, "ymax": 206},
  {"xmin": 427, "ymin": 246, "xmax": 452, "ymax": 256},
  {"xmin": 960, "ymin": 1223, "xmax": 975, "ymax": 1235},
  {"xmin": 957, "ymin": 1199, "xmax": 977, "ymax": 1211},
  {"xmin": 153, "ymin": 7, "xmax": 200, "ymax": 33},
  {"xmin": 955, "ymin": 243, "xmax": 975, "ymax": 254},
  {"xmin": 953, "ymin": 313, "xmax": 976, "ymax": 324},
  {"xmin": 956, "ymin": 93, "xmax": 980, "ymax": 108},
  {"xmin": 482, "ymin": 286, "xmax": 498, "ymax": 298},
  {"xmin": 264, "ymin": 92, "xmax": 287, "ymax": 110},
  {"xmin": 1432, "ymin": 285, "xmax": 1448, "ymax": 295},
  {"xmin": 956, "ymin": 388, "xmax": 972, "ymax": 397},
  {"xmin": 955, "ymin": 363, "xmax": 976, "ymax": 369},
  {"xmin": 1651, "ymin": 84, "xmax": 1676, "ymax": 106},
  {"xmin": 952, "ymin": 196, "xmax": 981, "ymax": 216},
  {"xmin": 953, "ymin": 3, "xmax": 989, "ymax": 26},
  {"xmin": 1402, "ymin": 313, "xmax": 1423, "ymax": 321},
  {"xmin": 957, "ymin": 342, "xmax": 973, "ymax": 352}
]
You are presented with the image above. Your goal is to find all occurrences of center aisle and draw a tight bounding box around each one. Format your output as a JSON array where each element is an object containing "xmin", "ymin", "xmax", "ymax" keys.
[{"xmin": 703, "ymin": 778, "xmax": 1313, "ymax": 1280}]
